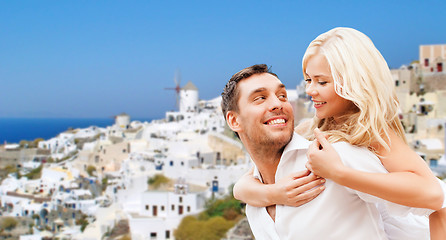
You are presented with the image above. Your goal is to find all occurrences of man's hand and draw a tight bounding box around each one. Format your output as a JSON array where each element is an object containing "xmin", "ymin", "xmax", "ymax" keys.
[
  {"xmin": 271, "ymin": 169, "xmax": 325, "ymax": 207},
  {"xmin": 306, "ymin": 128, "xmax": 345, "ymax": 180}
]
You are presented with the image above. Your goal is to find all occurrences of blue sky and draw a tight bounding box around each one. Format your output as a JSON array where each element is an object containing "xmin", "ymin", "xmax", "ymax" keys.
[{"xmin": 1, "ymin": 0, "xmax": 445, "ymax": 119}]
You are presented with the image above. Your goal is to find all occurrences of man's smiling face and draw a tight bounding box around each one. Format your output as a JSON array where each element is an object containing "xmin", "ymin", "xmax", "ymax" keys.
[{"xmin": 233, "ymin": 73, "xmax": 294, "ymax": 148}]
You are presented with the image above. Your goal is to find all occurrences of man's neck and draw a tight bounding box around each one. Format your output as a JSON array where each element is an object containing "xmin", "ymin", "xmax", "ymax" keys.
[{"xmin": 248, "ymin": 145, "xmax": 284, "ymax": 184}]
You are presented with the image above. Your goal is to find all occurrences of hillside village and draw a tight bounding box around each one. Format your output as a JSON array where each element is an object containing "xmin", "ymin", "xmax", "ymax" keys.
[{"xmin": 0, "ymin": 44, "xmax": 446, "ymax": 240}]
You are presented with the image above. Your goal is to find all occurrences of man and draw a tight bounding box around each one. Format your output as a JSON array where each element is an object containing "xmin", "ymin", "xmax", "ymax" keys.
[{"xmin": 221, "ymin": 64, "xmax": 423, "ymax": 239}]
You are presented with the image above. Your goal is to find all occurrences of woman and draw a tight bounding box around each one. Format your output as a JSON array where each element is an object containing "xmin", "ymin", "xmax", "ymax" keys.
[{"xmin": 233, "ymin": 27, "xmax": 446, "ymax": 239}]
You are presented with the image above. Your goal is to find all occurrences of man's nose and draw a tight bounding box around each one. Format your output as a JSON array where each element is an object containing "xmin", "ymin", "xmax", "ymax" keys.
[{"xmin": 269, "ymin": 96, "xmax": 283, "ymax": 111}]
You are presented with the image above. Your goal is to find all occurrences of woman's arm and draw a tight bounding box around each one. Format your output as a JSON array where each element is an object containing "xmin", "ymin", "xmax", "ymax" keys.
[
  {"xmin": 430, "ymin": 207, "xmax": 446, "ymax": 240},
  {"xmin": 306, "ymin": 128, "xmax": 443, "ymax": 210},
  {"xmin": 233, "ymin": 168, "xmax": 325, "ymax": 207}
]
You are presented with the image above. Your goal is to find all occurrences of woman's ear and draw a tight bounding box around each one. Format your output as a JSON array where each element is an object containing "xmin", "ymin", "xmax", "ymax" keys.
[{"xmin": 226, "ymin": 111, "xmax": 242, "ymax": 133}]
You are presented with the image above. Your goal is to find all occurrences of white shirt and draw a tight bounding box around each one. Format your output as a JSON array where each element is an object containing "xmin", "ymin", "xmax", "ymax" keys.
[
  {"xmin": 381, "ymin": 178, "xmax": 446, "ymax": 240},
  {"xmin": 246, "ymin": 133, "xmax": 430, "ymax": 240}
]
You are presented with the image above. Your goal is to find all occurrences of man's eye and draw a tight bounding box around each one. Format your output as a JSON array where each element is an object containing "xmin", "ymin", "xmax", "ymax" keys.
[
  {"xmin": 278, "ymin": 94, "xmax": 287, "ymax": 100},
  {"xmin": 254, "ymin": 96, "xmax": 265, "ymax": 101}
]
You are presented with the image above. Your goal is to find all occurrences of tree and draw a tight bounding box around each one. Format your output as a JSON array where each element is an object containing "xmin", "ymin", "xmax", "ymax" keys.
[
  {"xmin": 76, "ymin": 214, "xmax": 89, "ymax": 232},
  {"xmin": 19, "ymin": 140, "xmax": 29, "ymax": 148},
  {"xmin": 32, "ymin": 214, "xmax": 40, "ymax": 225},
  {"xmin": 33, "ymin": 138, "xmax": 44, "ymax": 147}
]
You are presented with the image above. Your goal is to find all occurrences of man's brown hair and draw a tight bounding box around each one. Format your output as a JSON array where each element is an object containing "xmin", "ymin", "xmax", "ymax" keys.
[{"xmin": 221, "ymin": 64, "xmax": 278, "ymax": 120}]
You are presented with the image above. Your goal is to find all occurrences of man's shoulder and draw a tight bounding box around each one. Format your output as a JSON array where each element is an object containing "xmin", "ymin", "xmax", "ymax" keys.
[
  {"xmin": 331, "ymin": 141, "xmax": 374, "ymax": 156},
  {"xmin": 330, "ymin": 141, "xmax": 385, "ymax": 173},
  {"xmin": 287, "ymin": 133, "xmax": 311, "ymax": 149}
]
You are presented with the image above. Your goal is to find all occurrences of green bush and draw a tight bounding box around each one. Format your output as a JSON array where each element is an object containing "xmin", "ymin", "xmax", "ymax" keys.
[
  {"xmin": 86, "ymin": 165, "xmax": 96, "ymax": 176},
  {"xmin": 175, "ymin": 194, "xmax": 243, "ymax": 240},
  {"xmin": 4, "ymin": 165, "xmax": 17, "ymax": 174},
  {"xmin": 102, "ymin": 177, "xmax": 108, "ymax": 191},
  {"xmin": 25, "ymin": 165, "xmax": 43, "ymax": 180},
  {"xmin": 147, "ymin": 174, "xmax": 170, "ymax": 189},
  {"xmin": 204, "ymin": 197, "xmax": 242, "ymax": 219},
  {"xmin": 1, "ymin": 217, "xmax": 18, "ymax": 231},
  {"xmin": 174, "ymin": 216, "xmax": 234, "ymax": 240}
]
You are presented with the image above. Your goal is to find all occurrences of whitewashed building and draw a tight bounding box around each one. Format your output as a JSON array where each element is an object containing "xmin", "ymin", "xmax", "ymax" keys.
[{"xmin": 128, "ymin": 179, "xmax": 206, "ymax": 240}]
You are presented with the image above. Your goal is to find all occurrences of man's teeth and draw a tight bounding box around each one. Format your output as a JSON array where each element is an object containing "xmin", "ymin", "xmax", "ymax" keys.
[
  {"xmin": 267, "ymin": 119, "xmax": 285, "ymax": 125},
  {"xmin": 314, "ymin": 102, "xmax": 326, "ymax": 106}
]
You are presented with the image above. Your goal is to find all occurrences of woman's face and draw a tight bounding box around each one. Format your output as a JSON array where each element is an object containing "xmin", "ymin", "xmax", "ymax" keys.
[{"xmin": 304, "ymin": 54, "xmax": 354, "ymax": 121}]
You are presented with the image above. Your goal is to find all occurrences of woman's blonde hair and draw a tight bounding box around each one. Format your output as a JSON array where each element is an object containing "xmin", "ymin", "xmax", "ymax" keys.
[{"xmin": 301, "ymin": 27, "xmax": 406, "ymax": 153}]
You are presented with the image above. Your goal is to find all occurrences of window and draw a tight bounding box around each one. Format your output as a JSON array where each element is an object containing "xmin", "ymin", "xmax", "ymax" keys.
[
  {"xmin": 161, "ymin": 206, "xmax": 165, "ymax": 211},
  {"xmin": 187, "ymin": 206, "xmax": 191, "ymax": 212},
  {"xmin": 438, "ymin": 63, "xmax": 443, "ymax": 72},
  {"xmin": 146, "ymin": 205, "xmax": 149, "ymax": 210},
  {"xmin": 430, "ymin": 159, "xmax": 438, "ymax": 168},
  {"xmin": 425, "ymin": 58, "xmax": 429, "ymax": 67},
  {"xmin": 171, "ymin": 204, "xmax": 175, "ymax": 210},
  {"xmin": 153, "ymin": 206, "xmax": 158, "ymax": 216},
  {"xmin": 150, "ymin": 232, "xmax": 157, "ymax": 240},
  {"xmin": 395, "ymin": 80, "xmax": 399, "ymax": 87},
  {"xmin": 166, "ymin": 230, "xmax": 170, "ymax": 239},
  {"xmin": 179, "ymin": 197, "xmax": 183, "ymax": 203}
]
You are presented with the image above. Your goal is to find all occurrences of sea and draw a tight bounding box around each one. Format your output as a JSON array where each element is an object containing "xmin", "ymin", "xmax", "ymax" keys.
[{"xmin": 0, "ymin": 118, "xmax": 152, "ymax": 144}]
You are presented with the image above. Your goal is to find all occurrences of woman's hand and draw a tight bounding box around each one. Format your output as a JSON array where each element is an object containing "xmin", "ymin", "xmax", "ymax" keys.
[
  {"xmin": 306, "ymin": 128, "xmax": 345, "ymax": 180},
  {"xmin": 272, "ymin": 169, "xmax": 325, "ymax": 207},
  {"xmin": 233, "ymin": 167, "xmax": 325, "ymax": 207}
]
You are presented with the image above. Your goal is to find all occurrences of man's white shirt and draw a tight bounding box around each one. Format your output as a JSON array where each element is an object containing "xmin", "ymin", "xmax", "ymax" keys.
[{"xmin": 245, "ymin": 133, "xmax": 430, "ymax": 240}]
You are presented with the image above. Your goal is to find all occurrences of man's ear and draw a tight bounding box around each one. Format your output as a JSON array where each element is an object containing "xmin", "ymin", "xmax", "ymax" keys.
[{"xmin": 226, "ymin": 111, "xmax": 242, "ymax": 133}]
